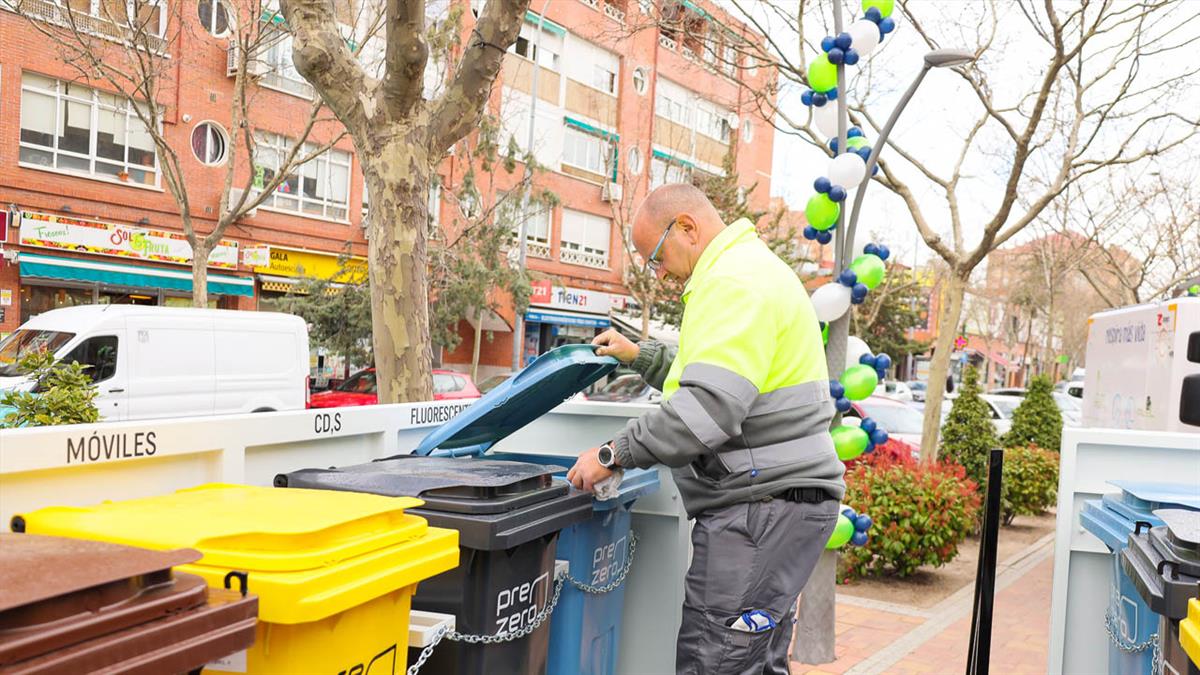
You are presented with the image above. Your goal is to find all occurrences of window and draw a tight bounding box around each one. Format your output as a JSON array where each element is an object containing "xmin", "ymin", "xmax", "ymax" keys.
[
  {"xmin": 191, "ymin": 122, "xmax": 228, "ymax": 165},
  {"xmin": 427, "ymin": 181, "xmax": 442, "ymax": 233},
  {"xmin": 338, "ymin": 370, "xmax": 377, "ymax": 394},
  {"xmin": 255, "ymin": 132, "xmax": 352, "ymax": 221},
  {"xmin": 650, "ymin": 157, "xmax": 691, "ymax": 188},
  {"xmin": 628, "ymin": 146, "xmax": 643, "ymax": 175},
  {"xmin": 655, "ymin": 89, "xmax": 690, "ymax": 126},
  {"xmin": 198, "ymin": 0, "xmax": 230, "ymax": 36},
  {"xmin": 20, "ymin": 73, "xmax": 159, "ymax": 186},
  {"xmin": 592, "ymin": 64, "xmax": 617, "ymax": 94},
  {"xmin": 511, "ymin": 35, "xmax": 560, "ymax": 71},
  {"xmin": 62, "ymin": 335, "xmax": 119, "ymax": 383},
  {"xmin": 722, "ymin": 43, "xmax": 738, "ymax": 76},
  {"xmin": 562, "ymin": 126, "xmax": 610, "ymax": 177},
  {"xmin": 260, "ymin": 28, "xmax": 314, "ymax": 98},
  {"xmin": 560, "ymin": 209, "xmax": 611, "ymax": 268},
  {"xmin": 696, "ymin": 105, "xmax": 732, "ymax": 142},
  {"xmin": 632, "ymin": 67, "xmax": 648, "ymax": 95},
  {"xmin": 499, "ymin": 198, "xmax": 551, "ymax": 257},
  {"xmin": 0, "ymin": 330, "xmax": 76, "ymax": 376},
  {"xmin": 742, "ymin": 118, "xmax": 754, "ymax": 143},
  {"xmin": 433, "ymin": 372, "xmax": 464, "ymax": 395}
]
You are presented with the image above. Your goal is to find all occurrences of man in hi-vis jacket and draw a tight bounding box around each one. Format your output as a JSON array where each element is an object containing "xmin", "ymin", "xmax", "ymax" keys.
[{"xmin": 568, "ymin": 183, "xmax": 845, "ymax": 675}]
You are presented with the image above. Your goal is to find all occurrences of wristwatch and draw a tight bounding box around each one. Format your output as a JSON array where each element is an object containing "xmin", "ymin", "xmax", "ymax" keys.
[{"xmin": 597, "ymin": 441, "xmax": 618, "ymax": 468}]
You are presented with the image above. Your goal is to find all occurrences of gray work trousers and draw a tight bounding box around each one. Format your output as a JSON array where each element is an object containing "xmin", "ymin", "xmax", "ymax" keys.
[{"xmin": 676, "ymin": 497, "xmax": 838, "ymax": 675}]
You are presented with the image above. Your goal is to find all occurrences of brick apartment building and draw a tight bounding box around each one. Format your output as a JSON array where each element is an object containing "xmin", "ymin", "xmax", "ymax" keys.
[{"xmin": 0, "ymin": 0, "xmax": 775, "ymax": 382}]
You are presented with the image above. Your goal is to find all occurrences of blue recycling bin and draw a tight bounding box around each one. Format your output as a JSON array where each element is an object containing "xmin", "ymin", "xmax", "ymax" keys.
[
  {"xmin": 1080, "ymin": 481, "xmax": 1200, "ymax": 674},
  {"xmin": 490, "ymin": 451, "xmax": 659, "ymax": 675}
]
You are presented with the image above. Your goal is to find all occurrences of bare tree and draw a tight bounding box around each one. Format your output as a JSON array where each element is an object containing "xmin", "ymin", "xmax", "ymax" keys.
[
  {"xmin": 280, "ymin": 0, "xmax": 528, "ymax": 403},
  {"xmin": 5, "ymin": 0, "xmax": 350, "ymax": 306}
]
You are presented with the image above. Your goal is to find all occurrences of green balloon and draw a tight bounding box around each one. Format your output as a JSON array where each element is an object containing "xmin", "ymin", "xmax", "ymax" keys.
[
  {"xmin": 862, "ymin": 0, "xmax": 894, "ymax": 18},
  {"xmin": 826, "ymin": 514, "xmax": 855, "ymax": 549},
  {"xmin": 805, "ymin": 193, "xmax": 840, "ymax": 231},
  {"xmin": 846, "ymin": 136, "xmax": 870, "ymax": 150},
  {"xmin": 1190, "ymin": 284, "xmax": 1200, "ymax": 296},
  {"xmin": 850, "ymin": 254, "xmax": 886, "ymax": 290},
  {"xmin": 831, "ymin": 424, "xmax": 870, "ymax": 461},
  {"xmin": 808, "ymin": 54, "xmax": 837, "ymax": 93},
  {"xmin": 841, "ymin": 364, "xmax": 878, "ymax": 401},
  {"xmin": 821, "ymin": 322, "xmax": 830, "ymax": 345}
]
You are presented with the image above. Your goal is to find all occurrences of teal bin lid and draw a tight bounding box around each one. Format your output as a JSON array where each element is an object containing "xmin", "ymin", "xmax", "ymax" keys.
[{"xmin": 413, "ymin": 344, "xmax": 619, "ymax": 457}]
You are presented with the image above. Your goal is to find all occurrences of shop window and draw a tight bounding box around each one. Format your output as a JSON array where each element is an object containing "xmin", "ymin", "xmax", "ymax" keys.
[
  {"xmin": 254, "ymin": 131, "xmax": 352, "ymax": 221},
  {"xmin": 19, "ymin": 72, "xmax": 159, "ymax": 186},
  {"xmin": 62, "ymin": 335, "xmax": 119, "ymax": 383}
]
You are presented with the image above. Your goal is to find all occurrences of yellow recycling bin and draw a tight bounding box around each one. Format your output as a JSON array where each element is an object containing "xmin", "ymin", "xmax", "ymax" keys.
[{"xmin": 12, "ymin": 483, "xmax": 459, "ymax": 674}]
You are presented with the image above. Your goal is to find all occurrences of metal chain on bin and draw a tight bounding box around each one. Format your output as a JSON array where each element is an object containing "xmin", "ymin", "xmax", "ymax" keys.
[
  {"xmin": 1104, "ymin": 610, "xmax": 1160, "ymax": 668},
  {"xmin": 564, "ymin": 532, "xmax": 638, "ymax": 595},
  {"xmin": 406, "ymin": 626, "xmax": 447, "ymax": 675}
]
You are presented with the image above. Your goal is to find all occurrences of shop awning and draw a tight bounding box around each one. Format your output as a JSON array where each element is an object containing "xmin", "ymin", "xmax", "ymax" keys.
[
  {"xmin": 20, "ymin": 253, "xmax": 255, "ymax": 297},
  {"xmin": 525, "ymin": 309, "xmax": 610, "ymax": 328}
]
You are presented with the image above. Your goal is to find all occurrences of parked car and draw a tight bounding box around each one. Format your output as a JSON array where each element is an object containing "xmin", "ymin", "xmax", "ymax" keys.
[
  {"xmin": 307, "ymin": 368, "xmax": 481, "ymax": 408},
  {"xmin": 1054, "ymin": 380, "xmax": 1084, "ymax": 399},
  {"xmin": 980, "ymin": 394, "xmax": 1021, "ymax": 436},
  {"xmin": 843, "ymin": 396, "xmax": 926, "ymax": 453},
  {"xmin": 0, "ymin": 305, "xmax": 308, "ymax": 420},
  {"xmin": 583, "ymin": 373, "xmax": 662, "ymax": 404},
  {"xmin": 907, "ymin": 380, "xmax": 928, "ymax": 402},
  {"xmin": 476, "ymin": 373, "xmax": 513, "ymax": 394},
  {"xmin": 988, "ymin": 387, "xmax": 1081, "ymax": 425},
  {"xmin": 874, "ymin": 380, "xmax": 914, "ymax": 402}
]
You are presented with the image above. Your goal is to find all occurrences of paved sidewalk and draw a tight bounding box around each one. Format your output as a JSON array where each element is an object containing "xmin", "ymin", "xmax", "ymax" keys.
[{"xmin": 791, "ymin": 534, "xmax": 1054, "ymax": 675}]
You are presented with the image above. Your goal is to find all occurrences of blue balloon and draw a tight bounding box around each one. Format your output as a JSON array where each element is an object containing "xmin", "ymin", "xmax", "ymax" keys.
[
  {"xmin": 835, "ymin": 32, "xmax": 853, "ymax": 50},
  {"xmin": 812, "ymin": 92, "xmax": 828, "ymax": 107},
  {"xmin": 859, "ymin": 353, "xmax": 876, "ymax": 366},
  {"xmin": 865, "ymin": 6, "xmax": 882, "ymax": 22},
  {"xmin": 863, "ymin": 242, "xmax": 879, "ymax": 256},
  {"xmin": 880, "ymin": 17, "xmax": 896, "ymax": 34},
  {"xmin": 855, "ymin": 514, "xmax": 873, "ymax": 532},
  {"xmin": 848, "ymin": 126, "xmax": 864, "ymax": 138},
  {"xmin": 864, "ymin": 442, "xmax": 875, "ymax": 454},
  {"xmin": 878, "ymin": 245, "xmax": 891, "ymax": 261},
  {"xmin": 839, "ymin": 269, "xmax": 858, "ymax": 287},
  {"xmin": 821, "ymin": 35, "xmax": 836, "ymax": 53},
  {"xmin": 827, "ymin": 47, "xmax": 845, "ymax": 65},
  {"xmin": 852, "ymin": 282, "xmax": 869, "ymax": 298},
  {"xmin": 841, "ymin": 506, "xmax": 857, "ymax": 520},
  {"xmin": 835, "ymin": 397, "xmax": 853, "ymax": 413},
  {"xmin": 828, "ymin": 138, "xmax": 839, "ymax": 153},
  {"xmin": 851, "ymin": 531, "xmax": 869, "ymax": 546},
  {"xmin": 829, "ymin": 380, "xmax": 845, "ymax": 399},
  {"xmin": 802, "ymin": 225, "xmax": 818, "ymax": 240},
  {"xmin": 801, "ymin": 89, "xmax": 814, "ymax": 106},
  {"xmin": 816, "ymin": 230, "xmax": 833, "ymax": 245},
  {"xmin": 876, "ymin": 368, "xmax": 888, "ymax": 381},
  {"xmin": 851, "ymin": 295, "xmax": 865, "ymax": 306},
  {"xmin": 844, "ymin": 49, "xmax": 860, "ymax": 66},
  {"xmin": 875, "ymin": 353, "xmax": 893, "ymax": 371},
  {"xmin": 857, "ymin": 146, "xmax": 873, "ymax": 161},
  {"xmin": 814, "ymin": 176, "xmax": 832, "ymax": 193},
  {"xmin": 828, "ymin": 185, "xmax": 847, "ymax": 202},
  {"xmin": 826, "ymin": 87, "xmax": 839, "ymax": 101},
  {"xmin": 860, "ymin": 417, "xmax": 877, "ymax": 434},
  {"xmin": 870, "ymin": 428, "xmax": 889, "ymax": 445}
]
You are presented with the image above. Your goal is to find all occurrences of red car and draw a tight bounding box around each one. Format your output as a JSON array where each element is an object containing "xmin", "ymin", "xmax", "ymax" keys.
[{"xmin": 307, "ymin": 368, "xmax": 481, "ymax": 408}]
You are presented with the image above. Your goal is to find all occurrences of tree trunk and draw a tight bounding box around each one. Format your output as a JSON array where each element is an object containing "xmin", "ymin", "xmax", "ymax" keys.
[
  {"xmin": 471, "ymin": 309, "xmax": 484, "ymax": 381},
  {"xmin": 920, "ymin": 272, "xmax": 968, "ymax": 465},
  {"xmin": 640, "ymin": 303, "xmax": 650, "ymax": 341},
  {"xmin": 1022, "ymin": 309, "xmax": 1037, "ymax": 386},
  {"xmin": 1042, "ymin": 294, "xmax": 1055, "ymax": 377},
  {"xmin": 363, "ymin": 140, "xmax": 434, "ymax": 404},
  {"xmin": 191, "ymin": 241, "xmax": 210, "ymax": 308}
]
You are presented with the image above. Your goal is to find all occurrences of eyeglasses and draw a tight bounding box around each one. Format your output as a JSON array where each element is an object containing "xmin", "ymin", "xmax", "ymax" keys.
[{"xmin": 646, "ymin": 220, "xmax": 675, "ymax": 273}]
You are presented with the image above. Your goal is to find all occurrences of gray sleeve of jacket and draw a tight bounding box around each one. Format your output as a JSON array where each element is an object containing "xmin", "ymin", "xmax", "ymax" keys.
[
  {"xmin": 630, "ymin": 341, "xmax": 676, "ymax": 391},
  {"xmin": 611, "ymin": 363, "xmax": 759, "ymax": 470}
]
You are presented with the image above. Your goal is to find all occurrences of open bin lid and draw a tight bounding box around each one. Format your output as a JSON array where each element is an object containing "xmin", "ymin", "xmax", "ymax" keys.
[
  {"xmin": 1106, "ymin": 481, "xmax": 1200, "ymax": 515},
  {"xmin": 413, "ymin": 344, "xmax": 618, "ymax": 457}
]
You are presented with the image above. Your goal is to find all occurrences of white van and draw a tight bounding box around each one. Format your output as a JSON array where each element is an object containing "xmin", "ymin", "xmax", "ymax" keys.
[{"xmin": 0, "ymin": 305, "xmax": 309, "ymax": 420}]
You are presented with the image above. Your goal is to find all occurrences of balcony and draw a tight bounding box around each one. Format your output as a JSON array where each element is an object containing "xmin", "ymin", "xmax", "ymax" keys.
[
  {"xmin": 509, "ymin": 236, "xmax": 551, "ymax": 260},
  {"xmin": 681, "ymin": 46, "xmax": 696, "ymax": 60},
  {"xmin": 659, "ymin": 35, "xmax": 678, "ymax": 51},
  {"xmin": 561, "ymin": 248, "xmax": 609, "ymax": 269},
  {"xmin": 15, "ymin": 0, "xmax": 168, "ymax": 53},
  {"xmin": 604, "ymin": 2, "xmax": 626, "ymax": 22}
]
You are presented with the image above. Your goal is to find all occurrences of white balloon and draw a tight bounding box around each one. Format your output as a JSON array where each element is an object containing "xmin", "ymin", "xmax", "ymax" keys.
[
  {"xmin": 848, "ymin": 20, "xmax": 881, "ymax": 57},
  {"xmin": 845, "ymin": 336, "xmax": 873, "ymax": 370},
  {"xmin": 811, "ymin": 283, "xmax": 852, "ymax": 322},
  {"xmin": 813, "ymin": 103, "xmax": 840, "ymax": 138},
  {"xmin": 829, "ymin": 153, "xmax": 867, "ymax": 189}
]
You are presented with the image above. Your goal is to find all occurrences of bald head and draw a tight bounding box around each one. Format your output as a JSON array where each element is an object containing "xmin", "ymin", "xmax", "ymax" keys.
[{"xmin": 632, "ymin": 184, "xmax": 727, "ymax": 281}]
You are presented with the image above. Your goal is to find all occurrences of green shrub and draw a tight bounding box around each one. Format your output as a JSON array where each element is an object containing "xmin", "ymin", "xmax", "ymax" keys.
[
  {"xmin": 939, "ymin": 365, "xmax": 1000, "ymax": 487},
  {"xmin": 840, "ymin": 457, "xmax": 982, "ymax": 579},
  {"xmin": 1004, "ymin": 375, "xmax": 1062, "ymax": 452},
  {"xmin": 1001, "ymin": 444, "xmax": 1059, "ymax": 525},
  {"xmin": 0, "ymin": 352, "xmax": 100, "ymax": 428}
]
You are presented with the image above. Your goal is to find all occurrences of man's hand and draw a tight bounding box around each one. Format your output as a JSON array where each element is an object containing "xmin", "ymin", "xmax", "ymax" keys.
[
  {"xmin": 593, "ymin": 329, "xmax": 639, "ymax": 364},
  {"xmin": 567, "ymin": 447, "xmax": 614, "ymax": 492}
]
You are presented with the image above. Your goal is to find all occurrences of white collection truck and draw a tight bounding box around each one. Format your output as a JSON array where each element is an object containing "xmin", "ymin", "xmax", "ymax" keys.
[{"xmin": 0, "ymin": 305, "xmax": 310, "ymax": 420}]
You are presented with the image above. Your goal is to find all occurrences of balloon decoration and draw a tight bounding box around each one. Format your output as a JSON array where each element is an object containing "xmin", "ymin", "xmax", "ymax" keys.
[
  {"xmin": 805, "ymin": 194, "xmax": 840, "ymax": 231},
  {"xmin": 808, "ymin": 54, "xmax": 838, "ymax": 93},
  {"xmin": 840, "ymin": 364, "xmax": 878, "ymax": 401},
  {"xmin": 812, "ymin": 283, "xmax": 852, "ymax": 322},
  {"xmin": 826, "ymin": 513, "xmax": 855, "ymax": 549},
  {"xmin": 832, "ymin": 424, "xmax": 870, "ymax": 461},
  {"xmin": 845, "ymin": 335, "xmax": 872, "ymax": 371},
  {"xmin": 827, "ymin": 505, "xmax": 875, "ymax": 550},
  {"xmin": 1189, "ymin": 284, "xmax": 1200, "ymax": 297},
  {"xmin": 850, "ymin": 253, "xmax": 886, "ymax": 290},
  {"xmin": 829, "ymin": 153, "xmax": 868, "ymax": 190}
]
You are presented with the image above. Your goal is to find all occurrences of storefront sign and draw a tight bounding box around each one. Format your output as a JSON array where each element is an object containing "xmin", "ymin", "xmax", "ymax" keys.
[
  {"xmin": 19, "ymin": 211, "xmax": 239, "ymax": 268},
  {"xmin": 528, "ymin": 280, "xmax": 615, "ymax": 314},
  {"xmin": 252, "ymin": 246, "xmax": 367, "ymax": 282},
  {"xmin": 0, "ymin": 290, "xmax": 11, "ymax": 306},
  {"xmin": 241, "ymin": 246, "xmax": 270, "ymax": 268}
]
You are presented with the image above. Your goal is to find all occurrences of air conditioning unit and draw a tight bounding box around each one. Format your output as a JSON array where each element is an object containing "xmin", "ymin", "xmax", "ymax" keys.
[
  {"xmin": 227, "ymin": 43, "xmax": 271, "ymax": 78},
  {"xmin": 228, "ymin": 187, "xmax": 259, "ymax": 217},
  {"xmin": 601, "ymin": 181, "xmax": 623, "ymax": 203}
]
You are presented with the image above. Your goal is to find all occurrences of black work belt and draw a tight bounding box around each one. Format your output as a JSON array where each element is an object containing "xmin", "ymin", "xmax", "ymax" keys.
[{"xmin": 773, "ymin": 487, "xmax": 834, "ymax": 504}]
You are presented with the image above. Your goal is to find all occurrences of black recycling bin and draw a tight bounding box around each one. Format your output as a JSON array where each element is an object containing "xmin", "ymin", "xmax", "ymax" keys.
[
  {"xmin": 277, "ymin": 344, "xmax": 618, "ymax": 674},
  {"xmin": 1121, "ymin": 508, "xmax": 1200, "ymax": 675}
]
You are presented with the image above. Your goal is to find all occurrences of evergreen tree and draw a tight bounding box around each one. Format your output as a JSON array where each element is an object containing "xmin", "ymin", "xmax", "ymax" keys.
[
  {"xmin": 939, "ymin": 366, "xmax": 1001, "ymax": 487},
  {"xmin": 268, "ymin": 255, "xmax": 373, "ymax": 370},
  {"xmin": 1003, "ymin": 375, "xmax": 1063, "ymax": 451}
]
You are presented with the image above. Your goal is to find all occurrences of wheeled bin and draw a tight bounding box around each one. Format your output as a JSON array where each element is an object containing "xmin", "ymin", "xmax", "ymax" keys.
[
  {"xmin": 1080, "ymin": 481, "xmax": 1200, "ymax": 673},
  {"xmin": 1122, "ymin": 508, "xmax": 1200, "ymax": 675},
  {"xmin": 0, "ymin": 534, "xmax": 256, "ymax": 674},
  {"xmin": 11, "ymin": 484, "xmax": 459, "ymax": 674}
]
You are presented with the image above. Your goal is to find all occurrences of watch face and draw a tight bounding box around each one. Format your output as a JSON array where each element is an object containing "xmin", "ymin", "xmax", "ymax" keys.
[{"xmin": 599, "ymin": 445, "xmax": 614, "ymax": 466}]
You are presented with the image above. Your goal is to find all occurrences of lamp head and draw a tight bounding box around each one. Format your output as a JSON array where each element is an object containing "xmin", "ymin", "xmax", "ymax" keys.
[{"xmin": 924, "ymin": 48, "xmax": 976, "ymax": 69}]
